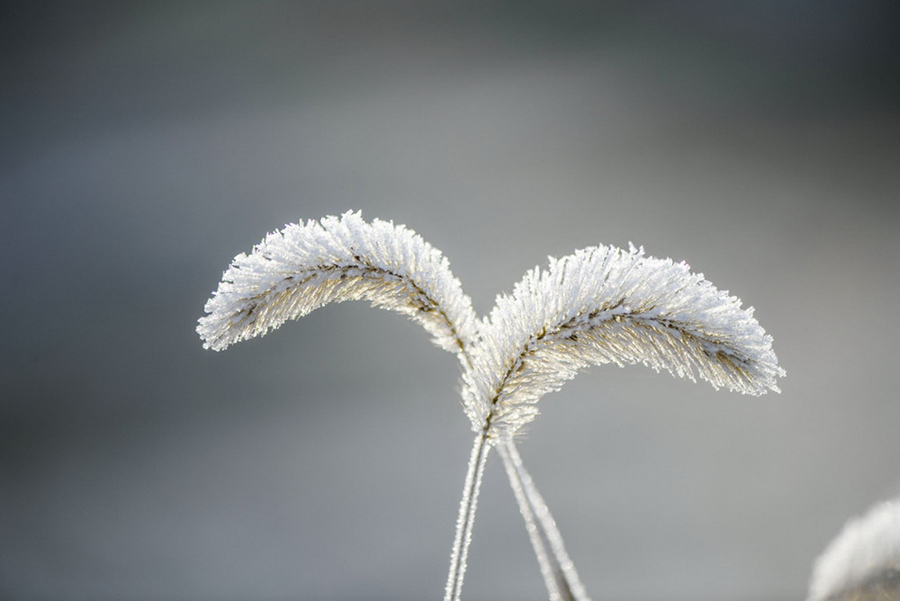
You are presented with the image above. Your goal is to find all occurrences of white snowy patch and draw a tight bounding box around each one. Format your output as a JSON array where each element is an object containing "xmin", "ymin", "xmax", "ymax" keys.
[{"xmin": 808, "ymin": 499, "xmax": 900, "ymax": 601}]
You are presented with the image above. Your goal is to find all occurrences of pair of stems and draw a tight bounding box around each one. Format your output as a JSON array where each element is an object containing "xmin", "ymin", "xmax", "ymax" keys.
[{"xmin": 444, "ymin": 432, "xmax": 588, "ymax": 601}]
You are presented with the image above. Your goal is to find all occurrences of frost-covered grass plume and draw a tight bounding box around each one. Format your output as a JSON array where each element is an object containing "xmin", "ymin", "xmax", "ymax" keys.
[
  {"xmin": 807, "ymin": 498, "xmax": 900, "ymax": 601},
  {"xmin": 198, "ymin": 211, "xmax": 784, "ymax": 600}
]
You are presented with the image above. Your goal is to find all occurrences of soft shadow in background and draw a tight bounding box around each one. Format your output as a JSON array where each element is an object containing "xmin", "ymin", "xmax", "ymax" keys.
[{"xmin": 2, "ymin": 2, "xmax": 899, "ymax": 600}]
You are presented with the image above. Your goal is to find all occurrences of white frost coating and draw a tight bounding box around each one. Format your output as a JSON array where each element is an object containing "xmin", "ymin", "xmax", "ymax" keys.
[
  {"xmin": 197, "ymin": 211, "xmax": 479, "ymax": 360},
  {"xmin": 807, "ymin": 499, "xmax": 900, "ymax": 601},
  {"xmin": 463, "ymin": 244, "xmax": 785, "ymax": 438}
]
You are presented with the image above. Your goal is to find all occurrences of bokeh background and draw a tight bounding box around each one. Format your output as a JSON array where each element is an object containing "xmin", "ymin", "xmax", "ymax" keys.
[{"xmin": 2, "ymin": 2, "xmax": 899, "ymax": 600}]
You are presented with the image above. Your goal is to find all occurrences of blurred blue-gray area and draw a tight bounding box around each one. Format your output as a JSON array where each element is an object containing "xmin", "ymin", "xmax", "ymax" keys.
[{"xmin": 2, "ymin": 2, "xmax": 899, "ymax": 600}]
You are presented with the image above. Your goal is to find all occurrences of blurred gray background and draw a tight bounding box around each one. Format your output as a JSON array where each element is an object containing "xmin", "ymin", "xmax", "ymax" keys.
[{"xmin": 2, "ymin": 2, "xmax": 899, "ymax": 600}]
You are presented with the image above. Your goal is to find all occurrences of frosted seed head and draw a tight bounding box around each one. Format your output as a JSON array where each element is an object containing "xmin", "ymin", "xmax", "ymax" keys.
[
  {"xmin": 197, "ymin": 211, "xmax": 479, "ymax": 362},
  {"xmin": 462, "ymin": 244, "xmax": 785, "ymax": 437}
]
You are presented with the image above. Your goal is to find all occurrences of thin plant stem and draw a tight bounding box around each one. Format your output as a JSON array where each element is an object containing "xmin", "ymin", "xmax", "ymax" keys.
[
  {"xmin": 444, "ymin": 432, "xmax": 491, "ymax": 601},
  {"xmin": 499, "ymin": 439, "xmax": 590, "ymax": 601},
  {"xmin": 496, "ymin": 440, "xmax": 564, "ymax": 600}
]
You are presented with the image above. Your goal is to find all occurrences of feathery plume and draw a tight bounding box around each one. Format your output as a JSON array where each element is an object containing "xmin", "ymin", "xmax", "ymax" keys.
[
  {"xmin": 807, "ymin": 499, "xmax": 900, "ymax": 601},
  {"xmin": 197, "ymin": 210, "xmax": 479, "ymax": 358},
  {"xmin": 462, "ymin": 244, "xmax": 784, "ymax": 439}
]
